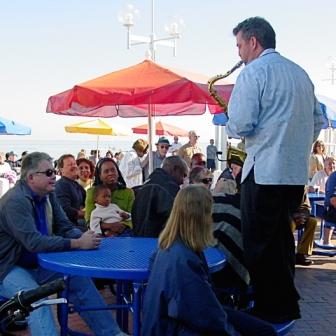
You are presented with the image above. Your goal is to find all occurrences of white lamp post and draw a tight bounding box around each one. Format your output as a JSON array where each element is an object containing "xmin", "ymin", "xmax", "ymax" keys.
[
  {"xmin": 118, "ymin": 1, "xmax": 184, "ymax": 62},
  {"xmin": 118, "ymin": 1, "xmax": 184, "ymax": 173},
  {"xmin": 324, "ymin": 57, "xmax": 336, "ymax": 85}
]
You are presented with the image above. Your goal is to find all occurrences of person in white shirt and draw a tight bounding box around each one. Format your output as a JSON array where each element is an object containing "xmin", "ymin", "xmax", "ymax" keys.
[
  {"xmin": 0, "ymin": 152, "xmax": 12, "ymax": 175},
  {"xmin": 169, "ymin": 136, "xmax": 182, "ymax": 155},
  {"xmin": 308, "ymin": 157, "xmax": 335, "ymax": 193},
  {"xmin": 0, "ymin": 151, "xmax": 17, "ymax": 188},
  {"xmin": 119, "ymin": 139, "xmax": 148, "ymax": 188},
  {"xmin": 90, "ymin": 185, "xmax": 130, "ymax": 237}
]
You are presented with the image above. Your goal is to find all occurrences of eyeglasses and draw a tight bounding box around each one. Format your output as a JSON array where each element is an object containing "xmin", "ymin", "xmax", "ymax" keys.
[
  {"xmin": 34, "ymin": 169, "xmax": 57, "ymax": 177},
  {"xmin": 159, "ymin": 145, "xmax": 169, "ymax": 149},
  {"xmin": 201, "ymin": 178, "xmax": 213, "ymax": 184}
]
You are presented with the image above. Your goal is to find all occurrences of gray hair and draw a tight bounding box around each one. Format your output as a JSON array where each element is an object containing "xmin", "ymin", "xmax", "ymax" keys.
[
  {"xmin": 189, "ymin": 166, "xmax": 206, "ymax": 184},
  {"xmin": 20, "ymin": 152, "xmax": 53, "ymax": 181},
  {"xmin": 162, "ymin": 156, "xmax": 188, "ymax": 174}
]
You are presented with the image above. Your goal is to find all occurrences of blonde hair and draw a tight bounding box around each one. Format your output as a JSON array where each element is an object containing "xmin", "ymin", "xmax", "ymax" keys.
[{"xmin": 159, "ymin": 185, "xmax": 213, "ymax": 252}]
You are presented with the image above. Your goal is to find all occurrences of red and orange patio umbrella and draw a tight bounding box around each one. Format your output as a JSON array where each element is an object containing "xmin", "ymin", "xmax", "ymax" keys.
[
  {"xmin": 132, "ymin": 121, "xmax": 188, "ymax": 137},
  {"xmin": 46, "ymin": 59, "xmax": 234, "ymax": 171}
]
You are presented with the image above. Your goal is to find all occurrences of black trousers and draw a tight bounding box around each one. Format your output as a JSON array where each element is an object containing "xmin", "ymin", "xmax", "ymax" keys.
[{"xmin": 241, "ymin": 169, "xmax": 304, "ymax": 320}]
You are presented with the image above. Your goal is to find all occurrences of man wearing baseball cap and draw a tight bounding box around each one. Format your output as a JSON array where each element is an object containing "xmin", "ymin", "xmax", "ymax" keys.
[
  {"xmin": 143, "ymin": 137, "xmax": 171, "ymax": 181},
  {"xmin": 154, "ymin": 137, "xmax": 171, "ymax": 168}
]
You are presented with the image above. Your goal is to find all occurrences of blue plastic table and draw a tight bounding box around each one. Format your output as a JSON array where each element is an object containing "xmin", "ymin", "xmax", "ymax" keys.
[
  {"xmin": 308, "ymin": 192, "xmax": 325, "ymax": 215},
  {"xmin": 38, "ymin": 237, "xmax": 226, "ymax": 336},
  {"xmin": 295, "ymin": 193, "xmax": 325, "ymax": 248},
  {"xmin": 306, "ymin": 194, "xmax": 336, "ymax": 255}
]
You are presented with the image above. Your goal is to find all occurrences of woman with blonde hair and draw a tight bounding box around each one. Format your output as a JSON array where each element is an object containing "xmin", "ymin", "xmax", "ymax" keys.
[
  {"xmin": 142, "ymin": 185, "xmax": 276, "ymax": 336},
  {"xmin": 308, "ymin": 140, "xmax": 326, "ymax": 179},
  {"xmin": 159, "ymin": 185, "xmax": 213, "ymax": 251}
]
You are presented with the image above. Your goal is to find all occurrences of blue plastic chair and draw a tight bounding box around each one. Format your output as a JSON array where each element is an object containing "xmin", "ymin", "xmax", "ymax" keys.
[
  {"xmin": 0, "ymin": 295, "xmax": 7, "ymax": 304},
  {"xmin": 273, "ymin": 320, "xmax": 295, "ymax": 335}
]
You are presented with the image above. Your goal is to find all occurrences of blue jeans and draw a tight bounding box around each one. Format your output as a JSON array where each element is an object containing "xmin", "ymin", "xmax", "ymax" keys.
[
  {"xmin": 0, "ymin": 266, "xmax": 122, "ymax": 336},
  {"xmin": 324, "ymin": 220, "xmax": 336, "ymax": 229}
]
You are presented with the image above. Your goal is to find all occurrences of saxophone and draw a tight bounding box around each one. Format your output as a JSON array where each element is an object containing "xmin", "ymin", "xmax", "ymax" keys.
[{"xmin": 208, "ymin": 60, "xmax": 244, "ymax": 114}]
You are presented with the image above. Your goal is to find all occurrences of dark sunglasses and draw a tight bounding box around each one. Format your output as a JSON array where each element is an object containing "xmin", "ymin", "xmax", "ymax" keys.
[
  {"xmin": 202, "ymin": 178, "xmax": 213, "ymax": 184},
  {"xmin": 35, "ymin": 169, "xmax": 57, "ymax": 177},
  {"xmin": 160, "ymin": 145, "xmax": 170, "ymax": 149}
]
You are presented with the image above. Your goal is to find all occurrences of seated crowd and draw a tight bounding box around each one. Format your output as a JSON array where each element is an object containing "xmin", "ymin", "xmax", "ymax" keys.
[{"xmin": 0, "ymin": 134, "xmax": 334, "ymax": 335}]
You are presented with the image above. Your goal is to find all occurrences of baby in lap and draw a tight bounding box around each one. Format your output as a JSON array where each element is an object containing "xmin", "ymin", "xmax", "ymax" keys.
[{"xmin": 90, "ymin": 185, "xmax": 130, "ymax": 237}]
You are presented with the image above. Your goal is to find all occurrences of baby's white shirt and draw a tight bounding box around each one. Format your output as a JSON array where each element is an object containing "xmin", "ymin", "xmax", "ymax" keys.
[{"xmin": 90, "ymin": 203, "xmax": 126, "ymax": 234}]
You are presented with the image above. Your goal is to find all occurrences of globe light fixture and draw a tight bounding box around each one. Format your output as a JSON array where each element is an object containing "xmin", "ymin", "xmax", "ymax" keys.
[{"xmin": 119, "ymin": 1, "xmax": 184, "ymax": 61}]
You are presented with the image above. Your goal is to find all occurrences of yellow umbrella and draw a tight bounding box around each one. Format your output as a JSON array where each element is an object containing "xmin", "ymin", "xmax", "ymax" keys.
[{"xmin": 65, "ymin": 118, "xmax": 129, "ymax": 158}]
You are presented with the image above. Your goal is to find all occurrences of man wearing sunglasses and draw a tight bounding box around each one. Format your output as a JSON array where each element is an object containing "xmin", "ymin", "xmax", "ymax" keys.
[
  {"xmin": 154, "ymin": 137, "xmax": 171, "ymax": 168},
  {"xmin": 0, "ymin": 152, "xmax": 127, "ymax": 336},
  {"xmin": 142, "ymin": 137, "xmax": 171, "ymax": 181}
]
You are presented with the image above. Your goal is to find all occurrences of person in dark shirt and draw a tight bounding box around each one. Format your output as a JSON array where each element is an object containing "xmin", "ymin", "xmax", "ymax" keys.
[
  {"xmin": 0, "ymin": 151, "xmax": 126, "ymax": 336},
  {"xmin": 131, "ymin": 156, "xmax": 188, "ymax": 237},
  {"xmin": 55, "ymin": 154, "xmax": 86, "ymax": 231}
]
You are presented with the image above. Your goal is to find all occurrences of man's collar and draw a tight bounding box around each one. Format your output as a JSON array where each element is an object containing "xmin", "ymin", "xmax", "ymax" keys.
[
  {"xmin": 31, "ymin": 191, "xmax": 47, "ymax": 203},
  {"xmin": 25, "ymin": 183, "xmax": 48, "ymax": 202},
  {"xmin": 259, "ymin": 48, "xmax": 278, "ymax": 58},
  {"xmin": 61, "ymin": 176, "xmax": 77, "ymax": 182}
]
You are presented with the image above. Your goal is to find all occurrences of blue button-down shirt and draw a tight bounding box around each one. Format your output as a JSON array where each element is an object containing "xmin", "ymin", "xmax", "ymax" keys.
[{"xmin": 227, "ymin": 49, "xmax": 325, "ymax": 185}]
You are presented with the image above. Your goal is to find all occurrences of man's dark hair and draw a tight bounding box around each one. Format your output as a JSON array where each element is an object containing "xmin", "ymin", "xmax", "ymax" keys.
[
  {"xmin": 57, "ymin": 154, "xmax": 75, "ymax": 169},
  {"xmin": 233, "ymin": 17, "xmax": 276, "ymax": 49}
]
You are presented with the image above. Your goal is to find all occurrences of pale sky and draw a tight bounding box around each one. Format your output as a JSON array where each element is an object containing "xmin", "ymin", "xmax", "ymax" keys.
[{"xmin": 1, "ymin": 0, "xmax": 335, "ymax": 142}]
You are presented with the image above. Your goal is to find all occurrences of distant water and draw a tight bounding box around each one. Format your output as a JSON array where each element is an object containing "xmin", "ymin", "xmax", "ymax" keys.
[{"xmin": 1, "ymin": 138, "xmax": 209, "ymax": 160}]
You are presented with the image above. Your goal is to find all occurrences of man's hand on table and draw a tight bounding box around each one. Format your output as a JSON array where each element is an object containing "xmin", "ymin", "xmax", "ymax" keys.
[{"xmin": 71, "ymin": 230, "xmax": 102, "ymax": 250}]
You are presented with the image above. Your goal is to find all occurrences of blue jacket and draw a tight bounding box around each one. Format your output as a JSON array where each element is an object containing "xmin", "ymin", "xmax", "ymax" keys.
[
  {"xmin": 142, "ymin": 241, "xmax": 239, "ymax": 336},
  {"xmin": 55, "ymin": 176, "xmax": 86, "ymax": 225},
  {"xmin": 0, "ymin": 180, "xmax": 82, "ymax": 281}
]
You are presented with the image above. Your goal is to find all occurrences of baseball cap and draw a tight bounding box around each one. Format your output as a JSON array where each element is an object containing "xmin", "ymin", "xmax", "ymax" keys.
[{"xmin": 156, "ymin": 137, "xmax": 171, "ymax": 146}]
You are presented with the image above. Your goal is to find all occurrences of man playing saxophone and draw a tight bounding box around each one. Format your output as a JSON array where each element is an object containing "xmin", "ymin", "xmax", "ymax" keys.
[{"xmin": 226, "ymin": 17, "xmax": 324, "ymax": 324}]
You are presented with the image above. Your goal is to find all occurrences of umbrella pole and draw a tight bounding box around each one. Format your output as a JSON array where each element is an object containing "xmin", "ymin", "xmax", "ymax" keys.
[
  {"xmin": 221, "ymin": 126, "xmax": 228, "ymax": 171},
  {"xmin": 148, "ymin": 103, "xmax": 154, "ymax": 174},
  {"xmin": 215, "ymin": 125, "xmax": 219, "ymax": 150},
  {"xmin": 96, "ymin": 135, "xmax": 99, "ymax": 161}
]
